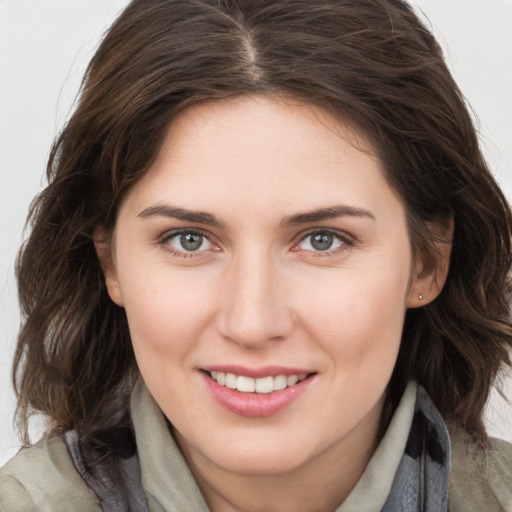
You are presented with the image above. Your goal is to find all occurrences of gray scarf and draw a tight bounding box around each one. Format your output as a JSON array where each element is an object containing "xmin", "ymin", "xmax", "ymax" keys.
[{"xmin": 380, "ymin": 385, "xmax": 450, "ymax": 511}]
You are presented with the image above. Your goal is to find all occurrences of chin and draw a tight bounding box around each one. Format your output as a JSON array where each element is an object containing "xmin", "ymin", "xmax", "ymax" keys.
[{"xmin": 213, "ymin": 448, "xmax": 309, "ymax": 476}]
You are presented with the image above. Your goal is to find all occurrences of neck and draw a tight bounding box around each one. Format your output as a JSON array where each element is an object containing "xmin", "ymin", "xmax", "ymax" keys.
[{"xmin": 174, "ymin": 405, "xmax": 382, "ymax": 512}]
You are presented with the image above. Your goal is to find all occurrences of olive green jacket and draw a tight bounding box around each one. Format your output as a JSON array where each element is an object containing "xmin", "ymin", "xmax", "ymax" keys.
[{"xmin": 1, "ymin": 381, "xmax": 511, "ymax": 511}]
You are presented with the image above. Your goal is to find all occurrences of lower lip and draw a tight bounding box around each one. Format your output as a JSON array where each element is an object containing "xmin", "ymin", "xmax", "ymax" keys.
[{"xmin": 202, "ymin": 372, "xmax": 313, "ymax": 418}]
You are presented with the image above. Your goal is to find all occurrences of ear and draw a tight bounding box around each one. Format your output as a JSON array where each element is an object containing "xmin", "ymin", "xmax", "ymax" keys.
[
  {"xmin": 407, "ymin": 216, "xmax": 454, "ymax": 308},
  {"xmin": 93, "ymin": 227, "xmax": 124, "ymax": 307}
]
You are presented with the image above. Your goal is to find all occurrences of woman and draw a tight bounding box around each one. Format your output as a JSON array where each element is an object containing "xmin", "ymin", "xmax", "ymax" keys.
[{"xmin": 1, "ymin": 0, "xmax": 511, "ymax": 510}]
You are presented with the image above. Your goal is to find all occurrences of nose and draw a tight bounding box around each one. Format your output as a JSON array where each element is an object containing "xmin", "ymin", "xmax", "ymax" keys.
[{"xmin": 216, "ymin": 250, "xmax": 294, "ymax": 349}]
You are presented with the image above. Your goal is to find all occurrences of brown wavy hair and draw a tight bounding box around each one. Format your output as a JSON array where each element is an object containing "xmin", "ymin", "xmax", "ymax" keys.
[{"xmin": 14, "ymin": 0, "xmax": 512, "ymax": 458}]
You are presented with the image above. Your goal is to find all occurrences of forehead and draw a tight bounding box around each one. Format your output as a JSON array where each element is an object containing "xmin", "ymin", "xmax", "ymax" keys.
[{"xmin": 120, "ymin": 95, "xmax": 404, "ymax": 225}]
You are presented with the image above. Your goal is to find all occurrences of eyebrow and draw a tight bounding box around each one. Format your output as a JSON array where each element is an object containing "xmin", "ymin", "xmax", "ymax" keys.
[
  {"xmin": 280, "ymin": 205, "xmax": 375, "ymax": 227},
  {"xmin": 137, "ymin": 205, "xmax": 225, "ymax": 227},
  {"xmin": 137, "ymin": 204, "xmax": 374, "ymax": 228}
]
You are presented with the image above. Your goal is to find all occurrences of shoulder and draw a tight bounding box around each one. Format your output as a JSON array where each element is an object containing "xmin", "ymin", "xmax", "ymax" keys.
[
  {"xmin": 0, "ymin": 435, "xmax": 101, "ymax": 512},
  {"xmin": 448, "ymin": 428, "xmax": 512, "ymax": 512}
]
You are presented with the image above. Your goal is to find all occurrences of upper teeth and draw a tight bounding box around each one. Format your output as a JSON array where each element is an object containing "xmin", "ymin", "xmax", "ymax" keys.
[{"xmin": 211, "ymin": 372, "xmax": 308, "ymax": 393}]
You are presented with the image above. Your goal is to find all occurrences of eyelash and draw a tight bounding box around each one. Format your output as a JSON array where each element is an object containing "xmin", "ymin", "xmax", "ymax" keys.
[
  {"xmin": 294, "ymin": 229, "xmax": 354, "ymax": 256},
  {"xmin": 159, "ymin": 229, "xmax": 217, "ymax": 259},
  {"xmin": 158, "ymin": 228, "xmax": 354, "ymax": 258}
]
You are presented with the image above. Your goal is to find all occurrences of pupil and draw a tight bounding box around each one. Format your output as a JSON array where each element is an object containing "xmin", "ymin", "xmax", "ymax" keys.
[
  {"xmin": 311, "ymin": 233, "xmax": 333, "ymax": 251},
  {"xmin": 181, "ymin": 233, "xmax": 203, "ymax": 251}
]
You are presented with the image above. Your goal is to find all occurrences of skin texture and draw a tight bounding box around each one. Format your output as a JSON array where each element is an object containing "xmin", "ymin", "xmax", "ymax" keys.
[{"xmin": 97, "ymin": 96, "xmax": 451, "ymax": 512}]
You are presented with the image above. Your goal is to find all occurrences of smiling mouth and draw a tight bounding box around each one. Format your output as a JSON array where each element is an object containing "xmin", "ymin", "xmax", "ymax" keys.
[
  {"xmin": 201, "ymin": 369, "xmax": 315, "ymax": 417},
  {"xmin": 208, "ymin": 371, "xmax": 310, "ymax": 393}
]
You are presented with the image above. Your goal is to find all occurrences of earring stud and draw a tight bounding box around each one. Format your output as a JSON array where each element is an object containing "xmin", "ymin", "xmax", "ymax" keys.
[{"xmin": 418, "ymin": 293, "xmax": 424, "ymax": 300}]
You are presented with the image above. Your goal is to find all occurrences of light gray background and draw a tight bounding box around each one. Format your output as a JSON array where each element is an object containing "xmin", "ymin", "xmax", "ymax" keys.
[{"xmin": 1, "ymin": 0, "xmax": 511, "ymax": 466}]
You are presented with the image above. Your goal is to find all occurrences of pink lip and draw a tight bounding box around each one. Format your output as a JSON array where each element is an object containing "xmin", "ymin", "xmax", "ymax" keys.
[
  {"xmin": 200, "ymin": 370, "xmax": 314, "ymax": 418},
  {"xmin": 201, "ymin": 365, "xmax": 313, "ymax": 379}
]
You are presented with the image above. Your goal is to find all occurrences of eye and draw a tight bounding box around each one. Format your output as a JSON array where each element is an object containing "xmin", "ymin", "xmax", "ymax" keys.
[
  {"xmin": 164, "ymin": 230, "xmax": 215, "ymax": 253},
  {"xmin": 296, "ymin": 230, "xmax": 349, "ymax": 252}
]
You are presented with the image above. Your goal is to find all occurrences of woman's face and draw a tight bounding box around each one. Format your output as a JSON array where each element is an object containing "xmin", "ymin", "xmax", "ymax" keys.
[{"xmin": 102, "ymin": 96, "xmax": 429, "ymax": 476}]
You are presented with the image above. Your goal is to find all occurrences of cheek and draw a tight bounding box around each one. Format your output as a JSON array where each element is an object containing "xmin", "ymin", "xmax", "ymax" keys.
[
  {"xmin": 117, "ymin": 262, "xmax": 218, "ymax": 357},
  {"xmin": 295, "ymin": 258, "xmax": 410, "ymax": 364},
  {"xmin": 297, "ymin": 269, "xmax": 409, "ymax": 423}
]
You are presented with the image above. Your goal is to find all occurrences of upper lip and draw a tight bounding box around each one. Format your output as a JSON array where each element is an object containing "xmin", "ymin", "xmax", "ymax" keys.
[{"xmin": 201, "ymin": 365, "xmax": 315, "ymax": 379}]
